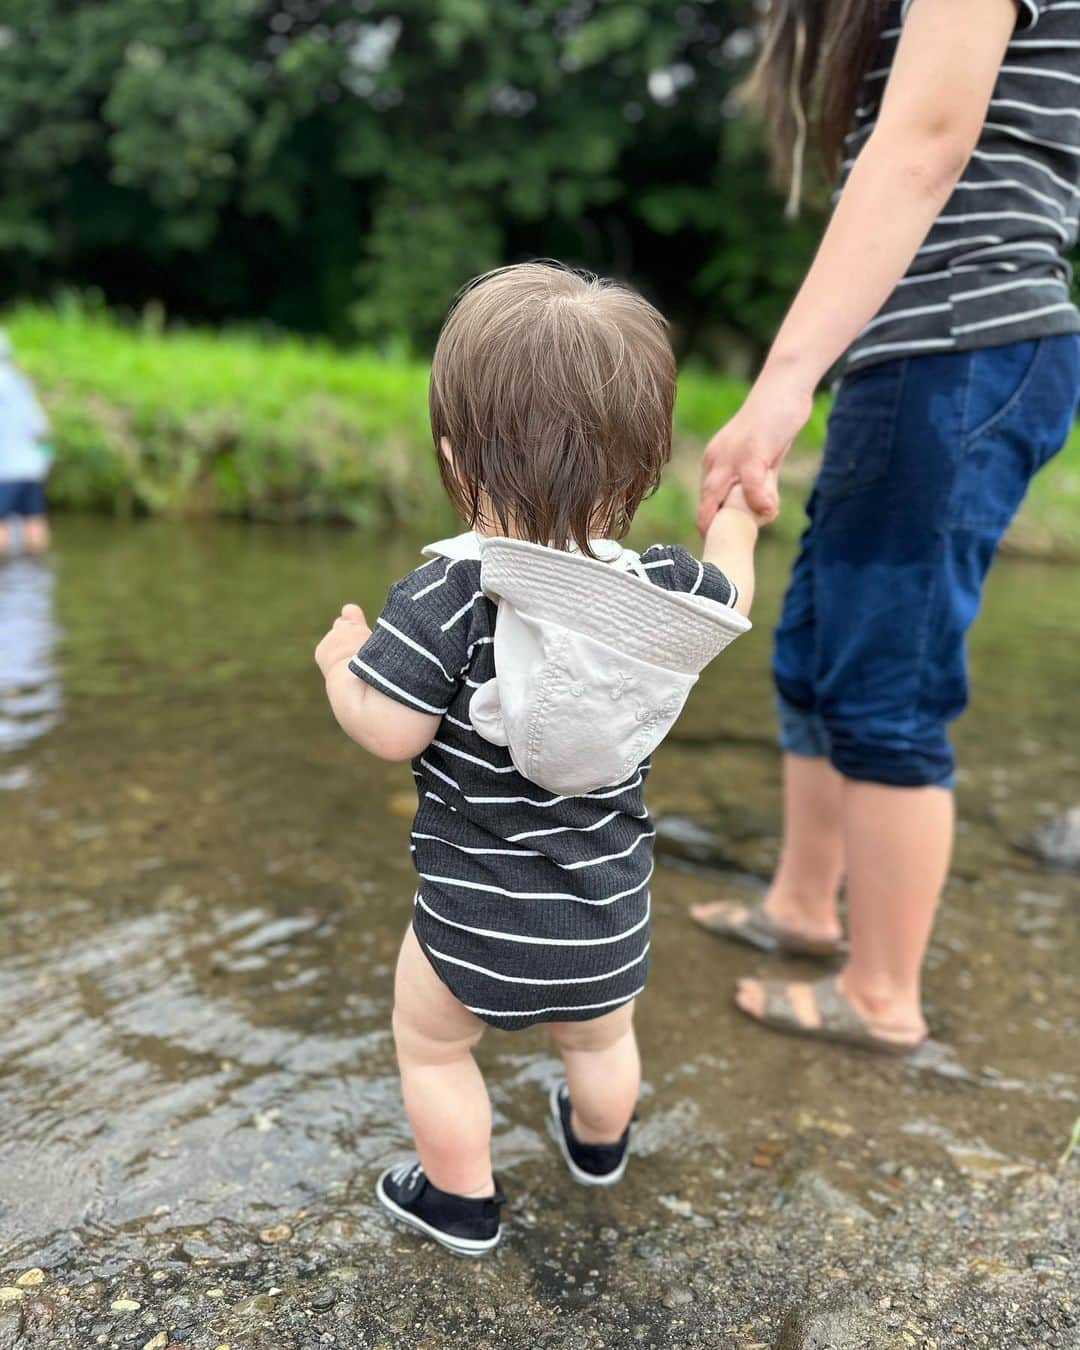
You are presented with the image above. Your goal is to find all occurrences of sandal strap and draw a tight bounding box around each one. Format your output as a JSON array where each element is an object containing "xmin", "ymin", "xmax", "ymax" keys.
[
  {"xmin": 734, "ymin": 902, "xmax": 784, "ymax": 947},
  {"xmin": 810, "ymin": 978, "xmax": 869, "ymax": 1037},
  {"xmin": 760, "ymin": 979, "xmax": 798, "ymax": 1024}
]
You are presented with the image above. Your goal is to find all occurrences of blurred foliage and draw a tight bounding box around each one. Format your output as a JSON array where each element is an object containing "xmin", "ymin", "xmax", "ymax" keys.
[
  {"xmin": 7, "ymin": 303, "xmax": 1080, "ymax": 554},
  {"xmin": 0, "ymin": 0, "xmax": 824, "ymax": 355}
]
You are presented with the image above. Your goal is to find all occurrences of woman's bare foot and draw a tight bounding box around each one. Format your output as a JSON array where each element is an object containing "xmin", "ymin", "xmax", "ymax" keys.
[{"xmin": 734, "ymin": 971, "xmax": 927, "ymax": 1047}]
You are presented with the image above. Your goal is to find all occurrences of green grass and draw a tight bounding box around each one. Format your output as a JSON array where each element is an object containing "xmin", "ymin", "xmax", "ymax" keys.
[{"xmin": 5, "ymin": 302, "xmax": 1080, "ymax": 556}]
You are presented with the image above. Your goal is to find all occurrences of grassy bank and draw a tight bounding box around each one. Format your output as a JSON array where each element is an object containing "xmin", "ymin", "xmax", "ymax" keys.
[{"xmin": 5, "ymin": 304, "xmax": 1079, "ymax": 554}]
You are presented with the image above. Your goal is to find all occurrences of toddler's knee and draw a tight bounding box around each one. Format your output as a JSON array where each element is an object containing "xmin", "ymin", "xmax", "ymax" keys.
[
  {"xmin": 392, "ymin": 1002, "xmax": 482, "ymax": 1065},
  {"xmin": 823, "ymin": 717, "xmax": 955, "ymax": 788}
]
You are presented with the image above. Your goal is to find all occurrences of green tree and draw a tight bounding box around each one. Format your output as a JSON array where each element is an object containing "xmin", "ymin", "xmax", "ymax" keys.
[{"xmin": 0, "ymin": 1, "xmax": 821, "ymax": 354}]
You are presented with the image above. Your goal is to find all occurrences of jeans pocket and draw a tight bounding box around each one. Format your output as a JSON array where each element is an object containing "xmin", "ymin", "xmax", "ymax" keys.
[
  {"xmin": 816, "ymin": 359, "xmax": 905, "ymax": 500},
  {"xmin": 948, "ymin": 337, "xmax": 1078, "ymax": 534},
  {"xmin": 960, "ymin": 340, "xmax": 1041, "ymax": 446}
]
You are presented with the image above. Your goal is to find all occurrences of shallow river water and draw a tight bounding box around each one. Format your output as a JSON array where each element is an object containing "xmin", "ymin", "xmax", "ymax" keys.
[{"xmin": 0, "ymin": 518, "xmax": 1076, "ymax": 1348}]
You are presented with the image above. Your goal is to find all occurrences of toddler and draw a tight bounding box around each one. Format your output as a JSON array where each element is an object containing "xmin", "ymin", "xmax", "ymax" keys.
[{"xmin": 315, "ymin": 263, "xmax": 773, "ymax": 1256}]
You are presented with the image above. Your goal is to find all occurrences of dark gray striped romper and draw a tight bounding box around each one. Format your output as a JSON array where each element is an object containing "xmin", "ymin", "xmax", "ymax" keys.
[{"xmin": 351, "ymin": 542, "xmax": 736, "ymax": 1030}]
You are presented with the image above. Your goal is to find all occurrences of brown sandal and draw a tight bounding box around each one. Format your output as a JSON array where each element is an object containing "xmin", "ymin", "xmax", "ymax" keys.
[
  {"xmin": 690, "ymin": 899, "xmax": 843, "ymax": 959},
  {"xmin": 738, "ymin": 977, "xmax": 924, "ymax": 1056}
]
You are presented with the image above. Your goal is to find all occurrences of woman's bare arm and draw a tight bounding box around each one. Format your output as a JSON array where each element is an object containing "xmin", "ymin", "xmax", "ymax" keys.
[{"xmin": 699, "ymin": 0, "xmax": 1019, "ymax": 527}]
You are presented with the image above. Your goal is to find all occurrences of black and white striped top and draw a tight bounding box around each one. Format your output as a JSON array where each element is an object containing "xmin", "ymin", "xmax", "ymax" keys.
[
  {"xmin": 841, "ymin": 0, "xmax": 1080, "ymax": 374},
  {"xmin": 350, "ymin": 539, "xmax": 736, "ymax": 1030}
]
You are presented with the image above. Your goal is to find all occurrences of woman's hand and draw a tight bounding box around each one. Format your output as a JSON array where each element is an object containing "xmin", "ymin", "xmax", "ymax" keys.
[
  {"xmin": 697, "ymin": 377, "xmax": 812, "ymax": 532},
  {"xmin": 315, "ymin": 603, "xmax": 372, "ymax": 679}
]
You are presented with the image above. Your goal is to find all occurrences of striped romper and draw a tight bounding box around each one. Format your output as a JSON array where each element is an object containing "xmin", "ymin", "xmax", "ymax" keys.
[{"xmin": 350, "ymin": 538, "xmax": 736, "ymax": 1030}]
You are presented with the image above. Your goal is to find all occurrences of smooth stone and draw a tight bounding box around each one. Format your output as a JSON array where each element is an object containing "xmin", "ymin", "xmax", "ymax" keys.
[
  {"xmin": 235, "ymin": 1294, "xmax": 276, "ymax": 1316},
  {"xmin": 1027, "ymin": 805, "xmax": 1080, "ymax": 870},
  {"xmin": 776, "ymin": 1300, "xmax": 896, "ymax": 1350}
]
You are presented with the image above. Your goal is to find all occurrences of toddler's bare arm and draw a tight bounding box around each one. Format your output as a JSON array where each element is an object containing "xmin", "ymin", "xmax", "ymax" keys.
[
  {"xmin": 316, "ymin": 604, "xmax": 440, "ymax": 761},
  {"xmin": 700, "ymin": 473, "xmax": 776, "ymax": 617}
]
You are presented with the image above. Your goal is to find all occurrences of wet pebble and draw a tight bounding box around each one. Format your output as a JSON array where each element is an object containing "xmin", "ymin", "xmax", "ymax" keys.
[
  {"xmin": 1028, "ymin": 805, "xmax": 1080, "ymax": 870},
  {"xmin": 308, "ymin": 1289, "xmax": 336, "ymax": 1311},
  {"xmin": 1027, "ymin": 1252, "xmax": 1070, "ymax": 1271},
  {"xmin": 653, "ymin": 814, "xmax": 738, "ymax": 871},
  {"xmin": 235, "ymin": 1294, "xmax": 276, "ymax": 1316},
  {"xmin": 327, "ymin": 1267, "xmax": 359, "ymax": 1283},
  {"xmin": 776, "ymin": 1300, "xmax": 894, "ymax": 1349}
]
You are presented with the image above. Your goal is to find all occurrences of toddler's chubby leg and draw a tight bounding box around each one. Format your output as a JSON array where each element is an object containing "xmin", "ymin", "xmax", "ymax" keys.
[
  {"xmin": 392, "ymin": 925, "xmax": 495, "ymax": 1198},
  {"xmin": 548, "ymin": 1001, "xmax": 640, "ymax": 1145}
]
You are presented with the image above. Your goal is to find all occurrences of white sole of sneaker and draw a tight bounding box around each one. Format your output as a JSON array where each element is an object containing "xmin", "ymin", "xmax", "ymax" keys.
[
  {"xmin": 374, "ymin": 1172, "xmax": 501, "ymax": 1257},
  {"xmin": 547, "ymin": 1082, "xmax": 630, "ymax": 1188}
]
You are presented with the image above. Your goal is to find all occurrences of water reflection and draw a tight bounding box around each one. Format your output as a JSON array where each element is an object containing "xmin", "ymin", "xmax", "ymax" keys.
[{"xmin": 0, "ymin": 557, "xmax": 61, "ymax": 781}]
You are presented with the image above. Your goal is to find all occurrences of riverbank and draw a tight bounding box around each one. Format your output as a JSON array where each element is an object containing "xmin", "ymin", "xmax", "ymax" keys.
[{"xmin": 6, "ymin": 304, "xmax": 1080, "ymax": 555}]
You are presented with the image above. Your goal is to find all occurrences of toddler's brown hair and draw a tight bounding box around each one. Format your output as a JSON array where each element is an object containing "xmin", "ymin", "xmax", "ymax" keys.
[{"xmin": 429, "ymin": 262, "xmax": 676, "ymax": 556}]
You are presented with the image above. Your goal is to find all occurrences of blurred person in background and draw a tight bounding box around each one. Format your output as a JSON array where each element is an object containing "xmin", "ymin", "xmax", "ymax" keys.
[
  {"xmin": 692, "ymin": 0, "xmax": 1080, "ymax": 1052},
  {"xmin": 0, "ymin": 329, "xmax": 52, "ymax": 557}
]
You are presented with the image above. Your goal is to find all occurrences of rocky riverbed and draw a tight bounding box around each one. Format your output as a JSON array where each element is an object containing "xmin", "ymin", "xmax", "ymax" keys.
[{"xmin": 1, "ymin": 1131, "xmax": 1075, "ymax": 1349}]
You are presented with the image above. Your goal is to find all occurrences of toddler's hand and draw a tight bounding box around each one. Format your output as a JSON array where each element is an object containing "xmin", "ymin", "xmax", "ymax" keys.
[
  {"xmin": 723, "ymin": 470, "xmax": 780, "ymax": 527},
  {"xmin": 315, "ymin": 603, "xmax": 373, "ymax": 678}
]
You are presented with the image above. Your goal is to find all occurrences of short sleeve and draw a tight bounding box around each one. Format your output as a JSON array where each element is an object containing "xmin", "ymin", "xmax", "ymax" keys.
[
  {"xmin": 639, "ymin": 544, "xmax": 738, "ymax": 609},
  {"xmin": 348, "ymin": 559, "xmax": 477, "ymax": 715},
  {"xmin": 902, "ymin": 0, "xmax": 1041, "ymax": 28}
]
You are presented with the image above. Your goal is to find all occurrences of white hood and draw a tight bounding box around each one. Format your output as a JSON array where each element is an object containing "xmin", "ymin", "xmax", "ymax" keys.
[{"xmin": 422, "ymin": 533, "xmax": 750, "ymax": 796}]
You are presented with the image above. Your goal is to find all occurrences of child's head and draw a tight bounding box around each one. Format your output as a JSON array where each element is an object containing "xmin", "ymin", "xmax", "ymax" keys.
[{"xmin": 430, "ymin": 262, "xmax": 675, "ymax": 554}]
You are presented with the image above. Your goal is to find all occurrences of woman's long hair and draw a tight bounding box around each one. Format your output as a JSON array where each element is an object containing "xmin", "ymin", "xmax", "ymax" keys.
[{"xmin": 745, "ymin": 0, "xmax": 891, "ymax": 215}]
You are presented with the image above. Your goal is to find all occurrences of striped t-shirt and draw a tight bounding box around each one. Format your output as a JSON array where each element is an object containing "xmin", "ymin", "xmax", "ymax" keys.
[
  {"xmin": 842, "ymin": 0, "xmax": 1080, "ymax": 374},
  {"xmin": 350, "ymin": 539, "xmax": 736, "ymax": 1031}
]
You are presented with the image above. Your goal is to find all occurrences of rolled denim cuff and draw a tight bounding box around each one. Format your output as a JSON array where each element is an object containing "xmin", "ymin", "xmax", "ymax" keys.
[
  {"xmin": 775, "ymin": 693, "xmax": 832, "ymax": 759},
  {"xmin": 828, "ymin": 728, "xmax": 957, "ymax": 790}
]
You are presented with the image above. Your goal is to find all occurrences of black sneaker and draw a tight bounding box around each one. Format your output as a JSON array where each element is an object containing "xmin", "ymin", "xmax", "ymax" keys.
[
  {"xmin": 375, "ymin": 1160, "xmax": 504, "ymax": 1257},
  {"xmin": 548, "ymin": 1082, "xmax": 631, "ymax": 1187}
]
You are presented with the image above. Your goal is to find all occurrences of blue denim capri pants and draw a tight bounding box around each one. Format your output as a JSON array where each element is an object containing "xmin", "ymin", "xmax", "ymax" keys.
[{"xmin": 773, "ymin": 335, "xmax": 1080, "ymax": 788}]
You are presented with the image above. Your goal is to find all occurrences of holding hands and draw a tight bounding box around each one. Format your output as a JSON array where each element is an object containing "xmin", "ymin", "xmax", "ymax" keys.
[
  {"xmin": 697, "ymin": 377, "xmax": 813, "ymax": 532},
  {"xmin": 722, "ymin": 472, "xmax": 782, "ymax": 529}
]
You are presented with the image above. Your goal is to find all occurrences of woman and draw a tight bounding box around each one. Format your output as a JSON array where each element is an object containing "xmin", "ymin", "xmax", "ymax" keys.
[{"xmin": 692, "ymin": 0, "xmax": 1080, "ymax": 1051}]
